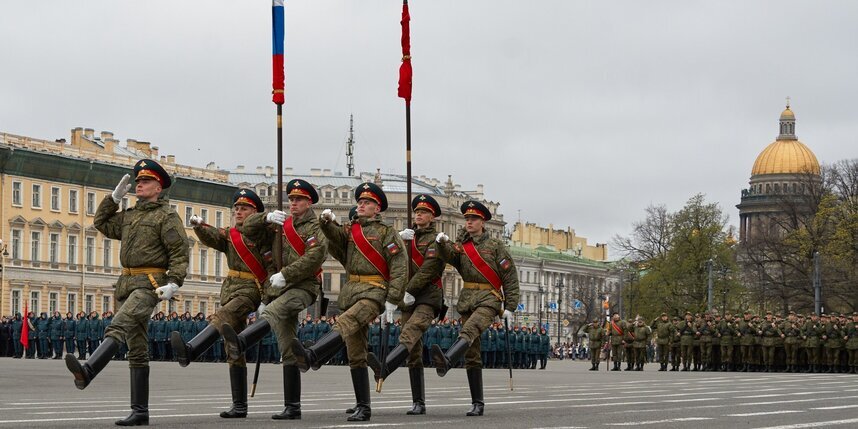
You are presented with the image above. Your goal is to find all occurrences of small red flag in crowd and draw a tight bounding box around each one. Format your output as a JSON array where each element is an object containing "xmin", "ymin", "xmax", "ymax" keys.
[{"xmin": 397, "ymin": 0, "xmax": 412, "ymax": 104}]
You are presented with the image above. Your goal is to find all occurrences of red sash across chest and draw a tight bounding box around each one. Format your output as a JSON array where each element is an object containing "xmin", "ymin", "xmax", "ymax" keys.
[
  {"xmin": 462, "ymin": 241, "xmax": 502, "ymax": 292},
  {"xmin": 228, "ymin": 228, "xmax": 268, "ymax": 284},
  {"xmin": 410, "ymin": 239, "xmax": 442, "ymax": 289},
  {"xmin": 350, "ymin": 222, "xmax": 390, "ymax": 281},
  {"xmin": 282, "ymin": 217, "xmax": 323, "ymax": 279}
]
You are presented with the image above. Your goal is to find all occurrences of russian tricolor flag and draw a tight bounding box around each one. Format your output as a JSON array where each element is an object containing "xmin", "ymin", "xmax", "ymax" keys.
[{"xmin": 272, "ymin": 0, "xmax": 285, "ymax": 105}]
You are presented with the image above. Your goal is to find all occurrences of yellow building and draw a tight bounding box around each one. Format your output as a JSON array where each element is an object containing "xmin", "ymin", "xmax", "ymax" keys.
[
  {"xmin": 509, "ymin": 222, "xmax": 608, "ymax": 261},
  {"xmin": 1, "ymin": 128, "xmax": 237, "ymax": 318}
]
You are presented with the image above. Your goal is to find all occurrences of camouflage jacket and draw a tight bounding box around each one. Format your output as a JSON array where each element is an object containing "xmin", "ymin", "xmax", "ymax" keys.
[
  {"xmin": 651, "ymin": 319, "xmax": 675, "ymax": 345},
  {"xmin": 845, "ymin": 321, "xmax": 858, "ymax": 350},
  {"xmin": 438, "ymin": 231, "xmax": 519, "ymax": 316},
  {"xmin": 404, "ymin": 224, "xmax": 444, "ymax": 312},
  {"xmin": 193, "ymin": 218, "xmax": 274, "ymax": 307},
  {"xmin": 801, "ymin": 320, "xmax": 823, "ymax": 347},
  {"xmin": 321, "ymin": 215, "xmax": 407, "ymax": 311},
  {"xmin": 607, "ymin": 319, "xmax": 627, "ymax": 345},
  {"xmin": 633, "ymin": 324, "xmax": 652, "ymax": 348},
  {"xmin": 586, "ymin": 324, "xmax": 605, "ymax": 347},
  {"xmin": 95, "ymin": 196, "xmax": 188, "ymax": 300},
  {"xmin": 243, "ymin": 209, "xmax": 325, "ymax": 304}
]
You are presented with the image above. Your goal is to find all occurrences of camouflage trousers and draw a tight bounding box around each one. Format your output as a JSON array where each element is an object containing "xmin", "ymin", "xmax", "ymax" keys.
[
  {"xmin": 590, "ymin": 344, "xmax": 602, "ymax": 365},
  {"xmin": 459, "ymin": 306, "xmax": 497, "ymax": 370},
  {"xmin": 105, "ymin": 288, "xmax": 159, "ymax": 368},
  {"xmin": 670, "ymin": 345, "xmax": 681, "ymax": 367},
  {"xmin": 720, "ymin": 344, "xmax": 734, "ymax": 364},
  {"xmin": 656, "ymin": 344, "xmax": 669, "ymax": 364},
  {"xmin": 209, "ymin": 295, "xmax": 256, "ymax": 367},
  {"xmin": 699, "ymin": 340, "xmax": 712, "ymax": 364},
  {"xmin": 334, "ymin": 299, "xmax": 381, "ymax": 369},
  {"xmin": 826, "ymin": 347, "xmax": 843, "ymax": 366},
  {"xmin": 805, "ymin": 345, "xmax": 821, "ymax": 365},
  {"xmin": 740, "ymin": 345, "xmax": 754, "ymax": 364},
  {"xmin": 681, "ymin": 344, "xmax": 694, "ymax": 365},
  {"xmin": 625, "ymin": 345, "xmax": 634, "ymax": 365},
  {"xmin": 848, "ymin": 349, "xmax": 858, "ymax": 366},
  {"xmin": 634, "ymin": 346, "xmax": 647, "ymax": 365},
  {"xmin": 610, "ymin": 344, "xmax": 623, "ymax": 363},
  {"xmin": 762, "ymin": 345, "xmax": 776, "ymax": 365},
  {"xmin": 262, "ymin": 288, "xmax": 314, "ymax": 366},
  {"xmin": 784, "ymin": 342, "xmax": 799, "ymax": 365},
  {"xmin": 399, "ymin": 304, "xmax": 435, "ymax": 368}
]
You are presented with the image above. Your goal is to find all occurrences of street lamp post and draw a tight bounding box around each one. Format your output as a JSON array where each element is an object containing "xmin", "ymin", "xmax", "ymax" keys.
[
  {"xmin": 0, "ymin": 239, "xmax": 8, "ymax": 314},
  {"xmin": 556, "ymin": 279, "xmax": 564, "ymax": 346},
  {"xmin": 538, "ymin": 284, "xmax": 544, "ymax": 328}
]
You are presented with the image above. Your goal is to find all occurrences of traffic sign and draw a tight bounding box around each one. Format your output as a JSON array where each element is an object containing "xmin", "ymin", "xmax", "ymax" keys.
[
  {"xmin": 516, "ymin": 303, "xmax": 525, "ymax": 312},
  {"xmin": 574, "ymin": 299, "xmax": 583, "ymax": 309},
  {"xmin": 562, "ymin": 319, "xmax": 570, "ymax": 327},
  {"xmin": 548, "ymin": 302, "xmax": 558, "ymax": 311}
]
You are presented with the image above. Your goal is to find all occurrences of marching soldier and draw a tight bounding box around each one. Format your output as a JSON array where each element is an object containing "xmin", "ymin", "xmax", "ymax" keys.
[
  {"xmin": 220, "ymin": 179, "xmax": 327, "ymax": 420},
  {"xmin": 696, "ymin": 313, "xmax": 714, "ymax": 371},
  {"xmin": 586, "ymin": 319, "xmax": 604, "ymax": 370},
  {"xmin": 539, "ymin": 327, "xmax": 550, "ymax": 369},
  {"xmin": 632, "ymin": 318, "xmax": 652, "ymax": 370},
  {"xmin": 651, "ymin": 313, "xmax": 673, "ymax": 371},
  {"xmin": 431, "ymin": 200, "xmax": 520, "ymax": 417},
  {"xmin": 292, "ymin": 182, "xmax": 407, "ymax": 422},
  {"xmin": 607, "ymin": 313, "xmax": 625, "ymax": 371},
  {"xmin": 65, "ymin": 159, "xmax": 188, "ymax": 426},
  {"xmin": 368, "ymin": 194, "xmax": 445, "ymax": 415},
  {"xmin": 824, "ymin": 313, "xmax": 843, "ymax": 373},
  {"xmin": 170, "ymin": 188, "xmax": 271, "ymax": 418}
]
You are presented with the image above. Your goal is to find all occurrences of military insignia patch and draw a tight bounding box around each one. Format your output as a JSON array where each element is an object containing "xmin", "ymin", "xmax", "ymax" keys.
[
  {"xmin": 499, "ymin": 258, "xmax": 511, "ymax": 270},
  {"xmin": 386, "ymin": 242, "xmax": 400, "ymax": 255},
  {"xmin": 263, "ymin": 251, "xmax": 273, "ymax": 262},
  {"xmin": 426, "ymin": 247, "xmax": 437, "ymax": 258},
  {"xmin": 306, "ymin": 236, "xmax": 318, "ymax": 247}
]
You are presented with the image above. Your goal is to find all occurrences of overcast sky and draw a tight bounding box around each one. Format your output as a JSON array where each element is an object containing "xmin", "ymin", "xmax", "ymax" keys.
[{"xmin": 2, "ymin": 1, "xmax": 857, "ymax": 255}]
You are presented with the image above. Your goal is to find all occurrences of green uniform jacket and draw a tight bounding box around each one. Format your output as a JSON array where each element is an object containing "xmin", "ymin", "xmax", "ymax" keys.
[
  {"xmin": 802, "ymin": 320, "xmax": 823, "ymax": 347},
  {"xmin": 404, "ymin": 224, "xmax": 444, "ymax": 312},
  {"xmin": 717, "ymin": 319, "xmax": 736, "ymax": 347},
  {"xmin": 696, "ymin": 319, "xmax": 714, "ymax": 343},
  {"xmin": 94, "ymin": 196, "xmax": 188, "ymax": 300},
  {"xmin": 679, "ymin": 320, "xmax": 696, "ymax": 346},
  {"xmin": 607, "ymin": 320, "xmax": 627, "ymax": 346},
  {"xmin": 587, "ymin": 324, "xmax": 604, "ymax": 349},
  {"xmin": 633, "ymin": 324, "xmax": 652, "ymax": 348},
  {"xmin": 49, "ymin": 316, "xmax": 64, "ymax": 340},
  {"xmin": 439, "ymin": 232, "xmax": 520, "ymax": 315},
  {"xmin": 194, "ymin": 215, "xmax": 273, "ymax": 306},
  {"xmin": 845, "ymin": 321, "xmax": 858, "ymax": 350},
  {"xmin": 760, "ymin": 320, "xmax": 782, "ymax": 347},
  {"xmin": 782, "ymin": 322, "xmax": 801, "ymax": 345},
  {"xmin": 244, "ymin": 209, "xmax": 326, "ymax": 304},
  {"xmin": 322, "ymin": 215, "xmax": 407, "ymax": 310},
  {"xmin": 824, "ymin": 323, "xmax": 843, "ymax": 349},
  {"xmin": 651, "ymin": 319, "xmax": 674, "ymax": 345},
  {"xmin": 737, "ymin": 319, "xmax": 756, "ymax": 346}
]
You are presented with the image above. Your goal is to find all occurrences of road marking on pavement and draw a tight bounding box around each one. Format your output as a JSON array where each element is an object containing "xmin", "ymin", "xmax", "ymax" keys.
[
  {"xmin": 809, "ymin": 404, "xmax": 858, "ymax": 410},
  {"xmin": 726, "ymin": 410, "xmax": 803, "ymax": 417},
  {"xmin": 752, "ymin": 418, "xmax": 858, "ymax": 429},
  {"xmin": 606, "ymin": 417, "xmax": 712, "ymax": 426},
  {"xmin": 309, "ymin": 420, "xmax": 458, "ymax": 428}
]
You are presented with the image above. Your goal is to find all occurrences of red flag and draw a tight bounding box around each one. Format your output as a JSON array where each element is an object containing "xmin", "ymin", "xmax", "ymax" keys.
[
  {"xmin": 397, "ymin": 0, "xmax": 412, "ymax": 104},
  {"xmin": 20, "ymin": 303, "xmax": 29, "ymax": 349}
]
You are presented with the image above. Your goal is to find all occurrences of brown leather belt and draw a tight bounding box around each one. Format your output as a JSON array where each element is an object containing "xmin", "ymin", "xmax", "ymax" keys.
[
  {"xmin": 463, "ymin": 282, "xmax": 503, "ymax": 301},
  {"xmin": 121, "ymin": 267, "xmax": 167, "ymax": 289},
  {"xmin": 349, "ymin": 274, "xmax": 386, "ymax": 289}
]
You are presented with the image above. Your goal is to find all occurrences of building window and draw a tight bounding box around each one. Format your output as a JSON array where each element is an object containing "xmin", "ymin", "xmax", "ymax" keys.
[
  {"xmin": 11, "ymin": 290, "xmax": 22, "ymax": 315},
  {"xmin": 341, "ymin": 191, "xmax": 349, "ymax": 199},
  {"xmin": 184, "ymin": 300, "xmax": 191, "ymax": 314},
  {"xmin": 51, "ymin": 186, "xmax": 61, "ymax": 211},
  {"xmin": 12, "ymin": 181, "xmax": 22, "ymax": 206},
  {"xmin": 168, "ymin": 300, "xmax": 176, "ymax": 314},
  {"xmin": 215, "ymin": 211, "xmax": 223, "ymax": 228},
  {"xmin": 214, "ymin": 252, "xmax": 222, "ymax": 279},
  {"xmin": 11, "ymin": 229, "xmax": 22, "ymax": 261},
  {"xmin": 30, "ymin": 291, "xmax": 40, "ymax": 314},
  {"xmin": 200, "ymin": 249, "xmax": 208, "ymax": 280},
  {"xmin": 170, "ymin": 204, "xmax": 178, "ymax": 213},
  {"xmin": 185, "ymin": 207, "xmax": 193, "ymax": 227},
  {"xmin": 32, "ymin": 184, "xmax": 42, "ymax": 208},
  {"xmin": 49, "ymin": 292, "xmax": 58, "ymax": 314},
  {"xmin": 68, "ymin": 189, "xmax": 79, "ymax": 213},
  {"xmin": 199, "ymin": 301, "xmax": 207, "ymax": 317},
  {"xmin": 201, "ymin": 208, "xmax": 208, "ymax": 224},
  {"xmin": 213, "ymin": 302, "xmax": 220, "ymax": 312},
  {"xmin": 49, "ymin": 233, "xmax": 60, "ymax": 266},
  {"xmin": 67, "ymin": 293, "xmax": 77, "ymax": 314},
  {"xmin": 338, "ymin": 273, "xmax": 347, "ymax": 292},
  {"xmin": 86, "ymin": 192, "xmax": 96, "ymax": 215},
  {"xmin": 323, "ymin": 273, "xmax": 332, "ymax": 292},
  {"xmin": 85, "ymin": 237, "xmax": 95, "ymax": 268},
  {"xmin": 68, "ymin": 235, "xmax": 78, "ymax": 269},
  {"xmin": 85, "ymin": 294, "xmax": 94, "ymax": 314},
  {"xmin": 31, "ymin": 231, "xmax": 41, "ymax": 264},
  {"xmin": 103, "ymin": 295, "xmax": 112, "ymax": 314},
  {"xmin": 526, "ymin": 272, "xmax": 530, "ymax": 283},
  {"xmin": 103, "ymin": 239, "xmax": 112, "ymax": 269}
]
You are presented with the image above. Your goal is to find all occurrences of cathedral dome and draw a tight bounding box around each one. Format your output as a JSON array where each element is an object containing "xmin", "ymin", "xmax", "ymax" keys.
[{"xmin": 751, "ymin": 103, "xmax": 820, "ymax": 176}]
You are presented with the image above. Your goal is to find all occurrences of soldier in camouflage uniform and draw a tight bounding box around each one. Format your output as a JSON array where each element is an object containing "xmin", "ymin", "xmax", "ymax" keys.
[
  {"xmin": 782, "ymin": 311, "xmax": 802, "ymax": 372},
  {"xmin": 736, "ymin": 311, "xmax": 755, "ymax": 372},
  {"xmin": 65, "ymin": 159, "xmax": 188, "ymax": 426},
  {"xmin": 759, "ymin": 311, "xmax": 783, "ymax": 372},
  {"xmin": 696, "ymin": 313, "xmax": 714, "ymax": 371},
  {"xmin": 823, "ymin": 313, "xmax": 843, "ymax": 373},
  {"xmin": 717, "ymin": 312, "xmax": 736, "ymax": 371},
  {"xmin": 670, "ymin": 316, "xmax": 682, "ymax": 371},
  {"xmin": 679, "ymin": 312, "xmax": 695, "ymax": 371},
  {"xmin": 846, "ymin": 312, "xmax": 858, "ymax": 374},
  {"xmin": 367, "ymin": 194, "xmax": 445, "ymax": 415},
  {"xmin": 607, "ymin": 313, "xmax": 625, "ymax": 371},
  {"xmin": 170, "ymin": 188, "xmax": 271, "ymax": 419},
  {"xmin": 221, "ymin": 179, "xmax": 326, "ymax": 420},
  {"xmin": 632, "ymin": 318, "xmax": 652, "ymax": 370},
  {"xmin": 292, "ymin": 182, "xmax": 407, "ymax": 422},
  {"xmin": 431, "ymin": 200, "xmax": 519, "ymax": 417},
  {"xmin": 586, "ymin": 319, "xmax": 604, "ymax": 370},
  {"xmin": 651, "ymin": 313, "xmax": 673, "ymax": 371}
]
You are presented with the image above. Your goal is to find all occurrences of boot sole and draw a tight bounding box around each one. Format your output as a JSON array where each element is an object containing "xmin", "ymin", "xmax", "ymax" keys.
[
  {"xmin": 221, "ymin": 324, "xmax": 243, "ymax": 363},
  {"xmin": 64, "ymin": 354, "xmax": 90, "ymax": 390},
  {"xmin": 170, "ymin": 332, "xmax": 191, "ymax": 367},
  {"xmin": 430, "ymin": 346, "xmax": 449, "ymax": 377},
  {"xmin": 291, "ymin": 339, "xmax": 312, "ymax": 373}
]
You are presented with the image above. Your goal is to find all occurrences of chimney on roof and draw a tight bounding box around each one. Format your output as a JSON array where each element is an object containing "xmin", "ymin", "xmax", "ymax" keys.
[
  {"xmin": 264, "ymin": 166, "xmax": 273, "ymax": 177},
  {"xmin": 150, "ymin": 145, "xmax": 159, "ymax": 158},
  {"xmin": 70, "ymin": 127, "xmax": 83, "ymax": 147},
  {"xmin": 167, "ymin": 155, "xmax": 175, "ymax": 163},
  {"xmin": 310, "ymin": 168, "xmax": 321, "ymax": 177},
  {"xmin": 373, "ymin": 168, "xmax": 383, "ymax": 186},
  {"xmin": 138, "ymin": 141, "xmax": 152, "ymax": 157},
  {"xmin": 104, "ymin": 138, "xmax": 116, "ymax": 153},
  {"xmin": 256, "ymin": 166, "xmax": 264, "ymax": 173},
  {"xmin": 83, "ymin": 128, "xmax": 94, "ymax": 138},
  {"xmin": 322, "ymin": 168, "xmax": 331, "ymax": 176},
  {"xmin": 206, "ymin": 162, "xmax": 217, "ymax": 170},
  {"xmin": 284, "ymin": 167, "xmax": 293, "ymax": 175},
  {"xmin": 126, "ymin": 139, "xmax": 138, "ymax": 152},
  {"xmin": 235, "ymin": 165, "xmax": 245, "ymax": 173}
]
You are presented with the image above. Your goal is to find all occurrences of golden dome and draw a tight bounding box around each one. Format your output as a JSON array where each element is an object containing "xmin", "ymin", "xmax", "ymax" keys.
[
  {"xmin": 751, "ymin": 139, "xmax": 820, "ymax": 176},
  {"xmin": 780, "ymin": 108, "xmax": 795, "ymax": 119}
]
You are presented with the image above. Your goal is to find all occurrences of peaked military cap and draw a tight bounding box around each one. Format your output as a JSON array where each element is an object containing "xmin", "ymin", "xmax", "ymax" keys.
[
  {"xmin": 460, "ymin": 200, "xmax": 491, "ymax": 221},
  {"xmin": 348, "ymin": 206, "xmax": 358, "ymax": 221},
  {"xmin": 660, "ymin": 312, "xmax": 668, "ymax": 317},
  {"xmin": 286, "ymin": 179, "xmax": 319, "ymax": 204},
  {"xmin": 354, "ymin": 182, "xmax": 388, "ymax": 211},
  {"xmin": 412, "ymin": 194, "xmax": 441, "ymax": 217},
  {"xmin": 133, "ymin": 159, "xmax": 171, "ymax": 188},
  {"xmin": 233, "ymin": 188, "xmax": 264, "ymax": 212}
]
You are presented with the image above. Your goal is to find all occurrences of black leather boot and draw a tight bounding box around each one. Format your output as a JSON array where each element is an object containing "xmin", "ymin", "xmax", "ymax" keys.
[
  {"xmin": 346, "ymin": 368, "xmax": 371, "ymax": 421},
  {"xmin": 173, "ymin": 325, "xmax": 219, "ymax": 368},
  {"xmin": 272, "ymin": 365, "xmax": 301, "ymax": 420},
  {"xmin": 115, "ymin": 367, "xmax": 149, "ymax": 426},
  {"xmin": 219, "ymin": 366, "xmax": 247, "ymax": 418},
  {"xmin": 612, "ymin": 361, "xmax": 621, "ymax": 371},
  {"xmin": 465, "ymin": 368, "xmax": 484, "ymax": 416},
  {"xmin": 222, "ymin": 320, "xmax": 271, "ymax": 363},
  {"xmin": 406, "ymin": 367, "xmax": 426, "ymax": 415},
  {"xmin": 65, "ymin": 336, "xmax": 119, "ymax": 390},
  {"xmin": 431, "ymin": 338, "xmax": 470, "ymax": 377},
  {"xmin": 292, "ymin": 330, "xmax": 344, "ymax": 373},
  {"xmin": 368, "ymin": 343, "xmax": 409, "ymax": 383}
]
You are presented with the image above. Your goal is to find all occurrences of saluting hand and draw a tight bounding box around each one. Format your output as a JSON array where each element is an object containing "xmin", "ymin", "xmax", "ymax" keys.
[{"xmin": 112, "ymin": 174, "xmax": 132, "ymax": 204}]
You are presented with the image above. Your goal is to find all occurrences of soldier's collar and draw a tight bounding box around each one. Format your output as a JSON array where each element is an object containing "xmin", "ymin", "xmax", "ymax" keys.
[{"xmin": 293, "ymin": 208, "xmax": 316, "ymax": 225}]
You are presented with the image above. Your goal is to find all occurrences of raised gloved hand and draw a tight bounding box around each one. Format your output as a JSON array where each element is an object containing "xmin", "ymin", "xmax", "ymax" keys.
[
  {"xmin": 403, "ymin": 292, "xmax": 416, "ymax": 306},
  {"xmin": 270, "ymin": 272, "xmax": 286, "ymax": 289},
  {"xmin": 189, "ymin": 215, "xmax": 203, "ymax": 226},
  {"xmin": 399, "ymin": 228, "xmax": 415, "ymax": 241},
  {"xmin": 435, "ymin": 232, "xmax": 449, "ymax": 243},
  {"xmin": 502, "ymin": 309, "xmax": 513, "ymax": 325},
  {"xmin": 320, "ymin": 209, "xmax": 336, "ymax": 223},
  {"xmin": 266, "ymin": 210, "xmax": 287, "ymax": 225},
  {"xmin": 112, "ymin": 174, "xmax": 132, "ymax": 204},
  {"xmin": 257, "ymin": 302, "xmax": 267, "ymax": 316},
  {"xmin": 383, "ymin": 301, "xmax": 397, "ymax": 324},
  {"xmin": 155, "ymin": 283, "xmax": 179, "ymax": 301}
]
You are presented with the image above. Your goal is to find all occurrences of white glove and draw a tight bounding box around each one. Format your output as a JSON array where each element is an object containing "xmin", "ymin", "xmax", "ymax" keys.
[
  {"xmin": 156, "ymin": 283, "xmax": 179, "ymax": 301},
  {"xmin": 403, "ymin": 292, "xmax": 416, "ymax": 306},
  {"xmin": 383, "ymin": 302, "xmax": 397, "ymax": 324},
  {"xmin": 270, "ymin": 272, "xmax": 286, "ymax": 289},
  {"xmin": 112, "ymin": 174, "xmax": 132, "ymax": 203},
  {"xmin": 502, "ymin": 310, "xmax": 513, "ymax": 325},
  {"xmin": 266, "ymin": 210, "xmax": 287, "ymax": 225},
  {"xmin": 257, "ymin": 303, "xmax": 267, "ymax": 316},
  {"xmin": 435, "ymin": 232, "xmax": 449, "ymax": 243},
  {"xmin": 399, "ymin": 228, "xmax": 415, "ymax": 241},
  {"xmin": 189, "ymin": 215, "xmax": 203, "ymax": 226},
  {"xmin": 320, "ymin": 208, "xmax": 336, "ymax": 222}
]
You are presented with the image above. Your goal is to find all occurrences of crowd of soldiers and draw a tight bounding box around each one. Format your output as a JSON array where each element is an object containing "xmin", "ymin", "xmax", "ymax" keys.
[{"xmin": 585, "ymin": 310, "xmax": 858, "ymax": 373}]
